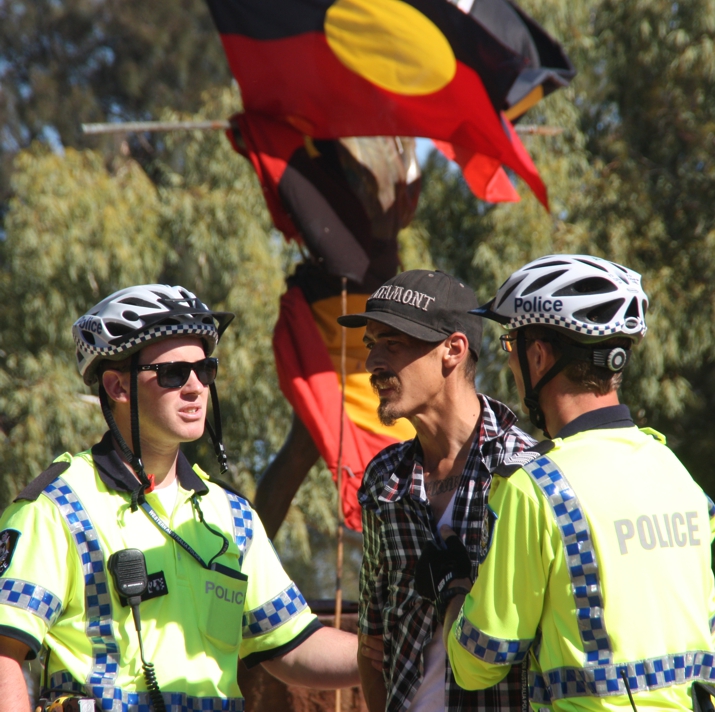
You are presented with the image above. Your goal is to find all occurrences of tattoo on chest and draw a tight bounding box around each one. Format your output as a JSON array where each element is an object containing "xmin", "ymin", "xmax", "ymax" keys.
[{"xmin": 424, "ymin": 474, "xmax": 460, "ymax": 498}]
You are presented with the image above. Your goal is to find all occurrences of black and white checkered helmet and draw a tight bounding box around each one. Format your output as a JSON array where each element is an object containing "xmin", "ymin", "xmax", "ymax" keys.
[
  {"xmin": 474, "ymin": 255, "xmax": 648, "ymax": 342},
  {"xmin": 73, "ymin": 284, "xmax": 234, "ymax": 384}
]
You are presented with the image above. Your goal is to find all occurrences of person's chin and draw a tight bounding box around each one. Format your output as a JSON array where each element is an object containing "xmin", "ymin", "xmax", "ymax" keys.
[{"xmin": 377, "ymin": 404, "xmax": 402, "ymax": 428}]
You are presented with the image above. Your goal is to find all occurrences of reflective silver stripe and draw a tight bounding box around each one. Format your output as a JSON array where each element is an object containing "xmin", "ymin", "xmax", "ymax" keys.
[
  {"xmin": 455, "ymin": 609, "xmax": 532, "ymax": 665},
  {"xmin": 243, "ymin": 583, "xmax": 308, "ymax": 638},
  {"xmin": 49, "ymin": 671, "xmax": 245, "ymax": 711},
  {"xmin": 524, "ymin": 456, "xmax": 613, "ymax": 666},
  {"xmin": 0, "ymin": 578, "xmax": 62, "ymax": 626},
  {"xmin": 530, "ymin": 650, "xmax": 715, "ymax": 701},
  {"xmin": 43, "ymin": 479, "xmax": 120, "ymax": 688},
  {"xmin": 225, "ymin": 491, "xmax": 253, "ymax": 567}
]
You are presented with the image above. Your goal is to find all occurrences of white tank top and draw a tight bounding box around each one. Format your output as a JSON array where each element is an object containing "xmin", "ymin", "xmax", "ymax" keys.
[{"xmin": 409, "ymin": 490, "xmax": 457, "ymax": 712}]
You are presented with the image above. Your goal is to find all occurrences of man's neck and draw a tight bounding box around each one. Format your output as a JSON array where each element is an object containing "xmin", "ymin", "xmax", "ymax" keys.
[
  {"xmin": 410, "ymin": 387, "xmax": 482, "ymax": 475},
  {"xmin": 112, "ymin": 436, "xmax": 180, "ymax": 489},
  {"xmin": 541, "ymin": 379, "xmax": 621, "ymax": 437}
]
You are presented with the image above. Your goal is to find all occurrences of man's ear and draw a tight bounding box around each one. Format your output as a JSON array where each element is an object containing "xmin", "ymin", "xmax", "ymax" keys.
[
  {"xmin": 101, "ymin": 369, "xmax": 130, "ymax": 405},
  {"xmin": 530, "ymin": 338, "xmax": 558, "ymax": 381},
  {"xmin": 442, "ymin": 332, "xmax": 469, "ymax": 370}
]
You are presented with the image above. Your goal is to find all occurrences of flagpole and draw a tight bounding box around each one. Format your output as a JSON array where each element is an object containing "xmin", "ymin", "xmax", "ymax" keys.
[
  {"xmin": 334, "ymin": 276, "xmax": 348, "ymax": 712},
  {"xmin": 81, "ymin": 120, "xmax": 562, "ymax": 137}
]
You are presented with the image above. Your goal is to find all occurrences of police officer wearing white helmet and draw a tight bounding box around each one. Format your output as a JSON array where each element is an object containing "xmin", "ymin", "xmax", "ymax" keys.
[
  {"xmin": 415, "ymin": 255, "xmax": 715, "ymax": 711},
  {"xmin": 0, "ymin": 285, "xmax": 359, "ymax": 712}
]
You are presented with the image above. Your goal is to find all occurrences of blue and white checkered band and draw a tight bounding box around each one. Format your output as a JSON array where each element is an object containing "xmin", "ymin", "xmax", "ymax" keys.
[
  {"xmin": 225, "ymin": 492, "xmax": 253, "ymax": 567},
  {"xmin": 523, "ymin": 456, "xmax": 613, "ymax": 667},
  {"xmin": 74, "ymin": 323, "xmax": 218, "ymax": 357},
  {"xmin": 243, "ymin": 583, "xmax": 308, "ymax": 638},
  {"xmin": 43, "ymin": 479, "xmax": 120, "ymax": 688},
  {"xmin": 507, "ymin": 314, "xmax": 631, "ymax": 337},
  {"xmin": 529, "ymin": 669, "xmax": 552, "ymax": 704},
  {"xmin": 0, "ymin": 579, "xmax": 63, "ymax": 626},
  {"xmin": 48, "ymin": 671, "xmax": 245, "ymax": 711},
  {"xmin": 454, "ymin": 608, "xmax": 532, "ymax": 665},
  {"xmin": 707, "ymin": 496, "xmax": 715, "ymax": 520},
  {"xmin": 529, "ymin": 651, "xmax": 715, "ymax": 702}
]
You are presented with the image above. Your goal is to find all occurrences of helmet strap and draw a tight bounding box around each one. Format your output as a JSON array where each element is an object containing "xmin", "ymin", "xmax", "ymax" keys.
[
  {"xmin": 205, "ymin": 382, "xmax": 229, "ymax": 475},
  {"xmin": 98, "ymin": 371, "xmax": 151, "ymax": 511},
  {"xmin": 517, "ymin": 330, "xmax": 569, "ymax": 438}
]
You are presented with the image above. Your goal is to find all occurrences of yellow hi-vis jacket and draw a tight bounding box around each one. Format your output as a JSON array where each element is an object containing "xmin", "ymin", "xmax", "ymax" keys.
[
  {"xmin": 0, "ymin": 433, "xmax": 319, "ymax": 711},
  {"xmin": 447, "ymin": 423, "xmax": 715, "ymax": 712}
]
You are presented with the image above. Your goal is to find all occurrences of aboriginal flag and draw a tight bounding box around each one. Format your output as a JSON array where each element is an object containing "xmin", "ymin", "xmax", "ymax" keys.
[{"xmin": 206, "ymin": 0, "xmax": 573, "ymax": 206}]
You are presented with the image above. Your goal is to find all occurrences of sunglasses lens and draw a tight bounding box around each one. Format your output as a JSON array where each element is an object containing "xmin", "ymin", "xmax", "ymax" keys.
[
  {"xmin": 156, "ymin": 363, "xmax": 192, "ymax": 388},
  {"xmin": 195, "ymin": 359, "xmax": 218, "ymax": 386},
  {"xmin": 149, "ymin": 358, "xmax": 218, "ymax": 388}
]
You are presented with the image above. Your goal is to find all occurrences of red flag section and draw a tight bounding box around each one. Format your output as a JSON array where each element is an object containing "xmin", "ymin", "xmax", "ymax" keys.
[
  {"xmin": 206, "ymin": 0, "xmax": 569, "ymax": 206},
  {"xmin": 274, "ymin": 287, "xmax": 415, "ymax": 531}
]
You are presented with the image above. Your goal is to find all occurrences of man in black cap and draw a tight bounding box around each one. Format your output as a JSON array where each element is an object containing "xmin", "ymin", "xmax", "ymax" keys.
[{"xmin": 338, "ymin": 270, "xmax": 535, "ymax": 712}]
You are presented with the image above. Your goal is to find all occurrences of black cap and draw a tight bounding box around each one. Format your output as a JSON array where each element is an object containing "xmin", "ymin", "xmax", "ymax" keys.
[{"xmin": 337, "ymin": 270, "xmax": 482, "ymax": 358}]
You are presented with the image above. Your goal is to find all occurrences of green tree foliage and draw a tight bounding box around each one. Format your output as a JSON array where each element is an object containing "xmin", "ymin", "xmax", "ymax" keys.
[
  {"xmin": 414, "ymin": 0, "xmax": 715, "ymax": 494},
  {"xmin": 0, "ymin": 0, "xmax": 230, "ymax": 198},
  {"xmin": 0, "ymin": 89, "xmax": 339, "ymax": 568}
]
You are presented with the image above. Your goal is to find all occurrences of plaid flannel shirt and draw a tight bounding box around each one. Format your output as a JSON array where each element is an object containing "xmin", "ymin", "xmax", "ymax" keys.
[{"xmin": 358, "ymin": 394, "xmax": 536, "ymax": 712}]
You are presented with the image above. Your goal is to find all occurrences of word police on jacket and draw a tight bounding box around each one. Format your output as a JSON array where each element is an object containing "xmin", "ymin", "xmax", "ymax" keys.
[
  {"xmin": 205, "ymin": 581, "xmax": 245, "ymax": 605},
  {"xmin": 615, "ymin": 511, "xmax": 701, "ymax": 554}
]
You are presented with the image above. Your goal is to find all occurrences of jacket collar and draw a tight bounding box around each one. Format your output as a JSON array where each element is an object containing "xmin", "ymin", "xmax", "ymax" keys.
[
  {"xmin": 555, "ymin": 404, "xmax": 635, "ymax": 440},
  {"xmin": 91, "ymin": 431, "xmax": 209, "ymax": 496}
]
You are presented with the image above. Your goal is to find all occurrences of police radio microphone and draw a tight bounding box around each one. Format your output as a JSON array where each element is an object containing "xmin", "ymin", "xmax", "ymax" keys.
[
  {"xmin": 108, "ymin": 549, "xmax": 148, "ymax": 603},
  {"xmin": 108, "ymin": 549, "xmax": 166, "ymax": 712}
]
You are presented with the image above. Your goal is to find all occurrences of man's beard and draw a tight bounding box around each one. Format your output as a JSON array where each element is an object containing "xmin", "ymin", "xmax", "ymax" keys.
[{"xmin": 370, "ymin": 373, "xmax": 402, "ymax": 426}]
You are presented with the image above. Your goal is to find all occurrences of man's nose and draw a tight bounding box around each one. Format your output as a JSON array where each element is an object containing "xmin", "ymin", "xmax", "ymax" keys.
[
  {"xmin": 365, "ymin": 347, "xmax": 383, "ymax": 374},
  {"xmin": 182, "ymin": 368, "xmax": 205, "ymax": 392}
]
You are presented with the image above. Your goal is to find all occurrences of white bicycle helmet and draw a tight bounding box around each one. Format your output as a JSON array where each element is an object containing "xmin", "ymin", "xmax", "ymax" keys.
[
  {"xmin": 474, "ymin": 255, "xmax": 648, "ymax": 342},
  {"xmin": 73, "ymin": 284, "xmax": 234, "ymax": 385}
]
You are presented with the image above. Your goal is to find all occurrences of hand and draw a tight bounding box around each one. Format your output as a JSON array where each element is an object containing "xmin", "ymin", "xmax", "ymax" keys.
[
  {"xmin": 359, "ymin": 634, "xmax": 383, "ymax": 672},
  {"xmin": 414, "ymin": 526, "xmax": 472, "ymax": 603}
]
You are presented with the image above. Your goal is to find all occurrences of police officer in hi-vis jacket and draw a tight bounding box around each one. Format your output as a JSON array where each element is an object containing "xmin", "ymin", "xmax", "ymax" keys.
[
  {"xmin": 0, "ymin": 284, "xmax": 358, "ymax": 712},
  {"xmin": 416, "ymin": 255, "xmax": 715, "ymax": 712}
]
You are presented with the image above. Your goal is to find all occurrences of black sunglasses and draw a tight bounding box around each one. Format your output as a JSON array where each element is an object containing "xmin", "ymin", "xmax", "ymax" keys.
[{"xmin": 136, "ymin": 357, "xmax": 219, "ymax": 388}]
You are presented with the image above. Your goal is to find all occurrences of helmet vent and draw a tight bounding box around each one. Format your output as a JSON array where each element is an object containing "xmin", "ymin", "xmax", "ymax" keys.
[
  {"xmin": 104, "ymin": 322, "xmax": 134, "ymax": 337},
  {"xmin": 574, "ymin": 258, "xmax": 609, "ymax": 273},
  {"xmin": 82, "ymin": 331, "xmax": 96, "ymax": 345},
  {"xmin": 553, "ymin": 277, "xmax": 618, "ymax": 296},
  {"xmin": 122, "ymin": 310, "xmax": 140, "ymax": 322},
  {"xmin": 524, "ymin": 260, "xmax": 569, "ymax": 270},
  {"xmin": 522, "ymin": 270, "xmax": 567, "ymax": 296},
  {"xmin": 495, "ymin": 277, "xmax": 525, "ymax": 309},
  {"xmin": 202, "ymin": 317, "xmax": 214, "ymax": 325},
  {"xmin": 624, "ymin": 297, "xmax": 640, "ymax": 319},
  {"xmin": 575, "ymin": 298, "xmax": 625, "ymax": 324}
]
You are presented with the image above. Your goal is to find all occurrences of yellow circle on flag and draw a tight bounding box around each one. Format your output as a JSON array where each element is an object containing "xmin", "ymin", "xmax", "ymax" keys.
[{"xmin": 325, "ymin": 0, "xmax": 456, "ymax": 96}]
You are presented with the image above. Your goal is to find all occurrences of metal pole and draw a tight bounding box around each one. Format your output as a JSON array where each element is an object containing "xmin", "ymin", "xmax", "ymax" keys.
[
  {"xmin": 334, "ymin": 276, "xmax": 348, "ymax": 712},
  {"xmin": 81, "ymin": 120, "xmax": 231, "ymax": 135},
  {"xmin": 81, "ymin": 120, "xmax": 561, "ymax": 137}
]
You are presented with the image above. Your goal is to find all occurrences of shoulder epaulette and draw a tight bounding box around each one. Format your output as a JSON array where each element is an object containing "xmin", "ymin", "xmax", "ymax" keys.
[
  {"xmin": 208, "ymin": 476, "xmax": 253, "ymax": 506},
  {"xmin": 14, "ymin": 461, "xmax": 71, "ymax": 502},
  {"xmin": 494, "ymin": 440, "xmax": 555, "ymax": 479}
]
